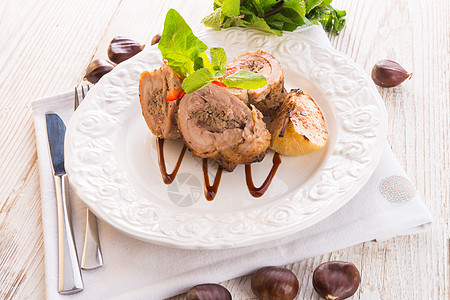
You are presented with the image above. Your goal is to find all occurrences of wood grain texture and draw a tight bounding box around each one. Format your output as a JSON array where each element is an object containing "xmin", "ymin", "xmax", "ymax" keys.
[{"xmin": 0, "ymin": 0, "xmax": 448, "ymax": 299}]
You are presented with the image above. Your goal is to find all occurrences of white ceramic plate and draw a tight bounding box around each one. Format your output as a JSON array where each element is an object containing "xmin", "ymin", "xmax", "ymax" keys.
[{"xmin": 66, "ymin": 28, "xmax": 387, "ymax": 249}]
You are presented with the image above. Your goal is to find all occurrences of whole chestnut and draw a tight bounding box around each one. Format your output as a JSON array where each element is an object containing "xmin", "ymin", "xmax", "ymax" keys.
[
  {"xmin": 371, "ymin": 59, "xmax": 412, "ymax": 88},
  {"xmin": 313, "ymin": 261, "xmax": 360, "ymax": 300},
  {"xmin": 84, "ymin": 59, "xmax": 114, "ymax": 83},
  {"xmin": 186, "ymin": 283, "xmax": 232, "ymax": 300},
  {"xmin": 107, "ymin": 36, "xmax": 145, "ymax": 64},
  {"xmin": 251, "ymin": 266, "xmax": 299, "ymax": 300},
  {"xmin": 151, "ymin": 33, "xmax": 162, "ymax": 45}
]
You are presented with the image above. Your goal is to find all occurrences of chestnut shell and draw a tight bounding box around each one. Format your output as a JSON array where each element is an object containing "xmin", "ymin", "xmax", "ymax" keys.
[
  {"xmin": 251, "ymin": 266, "xmax": 299, "ymax": 300},
  {"xmin": 84, "ymin": 59, "xmax": 114, "ymax": 83},
  {"xmin": 107, "ymin": 36, "xmax": 144, "ymax": 64},
  {"xmin": 371, "ymin": 59, "xmax": 412, "ymax": 88},
  {"xmin": 313, "ymin": 261, "xmax": 361, "ymax": 300},
  {"xmin": 186, "ymin": 283, "xmax": 232, "ymax": 300},
  {"xmin": 151, "ymin": 33, "xmax": 162, "ymax": 45}
]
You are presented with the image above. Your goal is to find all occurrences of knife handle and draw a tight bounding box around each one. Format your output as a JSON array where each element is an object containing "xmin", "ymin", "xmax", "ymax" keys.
[
  {"xmin": 81, "ymin": 209, "xmax": 103, "ymax": 269},
  {"xmin": 54, "ymin": 174, "xmax": 84, "ymax": 294}
]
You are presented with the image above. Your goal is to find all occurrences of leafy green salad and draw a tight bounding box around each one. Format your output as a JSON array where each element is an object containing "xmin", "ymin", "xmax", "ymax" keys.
[{"xmin": 202, "ymin": 0, "xmax": 346, "ymax": 36}]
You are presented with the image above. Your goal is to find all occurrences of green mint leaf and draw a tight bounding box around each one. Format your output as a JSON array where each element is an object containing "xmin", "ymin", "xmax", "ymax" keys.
[
  {"xmin": 319, "ymin": 5, "xmax": 346, "ymax": 35},
  {"xmin": 222, "ymin": 0, "xmax": 240, "ymax": 17},
  {"xmin": 222, "ymin": 16, "xmax": 233, "ymax": 28},
  {"xmin": 203, "ymin": 0, "xmax": 346, "ymax": 35},
  {"xmin": 249, "ymin": 0, "xmax": 265, "ymax": 16},
  {"xmin": 305, "ymin": 0, "xmax": 322, "ymax": 14},
  {"xmin": 222, "ymin": 69, "xmax": 267, "ymax": 89},
  {"xmin": 320, "ymin": 0, "xmax": 332, "ymax": 6},
  {"xmin": 265, "ymin": 6, "xmax": 305, "ymax": 31},
  {"xmin": 239, "ymin": 6, "xmax": 255, "ymax": 15},
  {"xmin": 181, "ymin": 68, "xmax": 214, "ymax": 94},
  {"xmin": 210, "ymin": 47, "xmax": 227, "ymax": 72},
  {"xmin": 194, "ymin": 52, "xmax": 214, "ymax": 72},
  {"xmin": 237, "ymin": 13, "xmax": 281, "ymax": 35},
  {"xmin": 252, "ymin": 0, "xmax": 284, "ymax": 16},
  {"xmin": 262, "ymin": 0, "xmax": 284, "ymax": 12},
  {"xmin": 201, "ymin": 8, "xmax": 223, "ymax": 30},
  {"xmin": 284, "ymin": 0, "xmax": 306, "ymax": 19},
  {"xmin": 159, "ymin": 9, "xmax": 208, "ymax": 77}
]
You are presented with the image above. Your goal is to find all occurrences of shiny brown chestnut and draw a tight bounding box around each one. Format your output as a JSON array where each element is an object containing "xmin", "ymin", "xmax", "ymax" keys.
[
  {"xmin": 313, "ymin": 261, "xmax": 360, "ymax": 300},
  {"xmin": 251, "ymin": 266, "xmax": 299, "ymax": 300},
  {"xmin": 151, "ymin": 33, "xmax": 162, "ymax": 45},
  {"xmin": 186, "ymin": 283, "xmax": 232, "ymax": 300},
  {"xmin": 371, "ymin": 59, "xmax": 412, "ymax": 88},
  {"xmin": 107, "ymin": 36, "xmax": 145, "ymax": 64},
  {"xmin": 84, "ymin": 59, "xmax": 114, "ymax": 83}
]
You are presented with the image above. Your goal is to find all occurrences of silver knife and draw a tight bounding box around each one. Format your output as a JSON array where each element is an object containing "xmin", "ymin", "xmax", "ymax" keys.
[{"xmin": 45, "ymin": 113, "xmax": 84, "ymax": 294}]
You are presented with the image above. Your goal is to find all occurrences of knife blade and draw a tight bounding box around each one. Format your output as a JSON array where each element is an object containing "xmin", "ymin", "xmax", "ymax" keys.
[{"xmin": 46, "ymin": 113, "xmax": 84, "ymax": 294}]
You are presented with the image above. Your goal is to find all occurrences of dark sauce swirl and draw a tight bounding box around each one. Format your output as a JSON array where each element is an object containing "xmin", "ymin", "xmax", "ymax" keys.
[
  {"xmin": 245, "ymin": 152, "xmax": 281, "ymax": 198},
  {"xmin": 202, "ymin": 158, "xmax": 223, "ymax": 201},
  {"xmin": 156, "ymin": 138, "xmax": 187, "ymax": 184},
  {"xmin": 156, "ymin": 138, "xmax": 281, "ymax": 199}
]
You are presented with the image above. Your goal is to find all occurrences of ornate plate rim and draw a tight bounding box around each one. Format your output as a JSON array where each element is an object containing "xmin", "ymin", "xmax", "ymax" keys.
[{"xmin": 65, "ymin": 27, "xmax": 388, "ymax": 249}]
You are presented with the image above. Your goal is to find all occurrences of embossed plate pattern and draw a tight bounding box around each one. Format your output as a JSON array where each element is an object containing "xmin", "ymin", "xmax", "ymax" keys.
[{"xmin": 65, "ymin": 28, "xmax": 387, "ymax": 249}]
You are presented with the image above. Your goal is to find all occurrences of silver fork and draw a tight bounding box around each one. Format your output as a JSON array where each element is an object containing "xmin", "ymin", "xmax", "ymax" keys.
[{"xmin": 74, "ymin": 85, "xmax": 104, "ymax": 270}]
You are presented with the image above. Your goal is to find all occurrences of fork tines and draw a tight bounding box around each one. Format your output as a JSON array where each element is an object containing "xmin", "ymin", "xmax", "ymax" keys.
[{"xmin": 74, "ymin": 85, "xmax": 91, "ymax": 111}]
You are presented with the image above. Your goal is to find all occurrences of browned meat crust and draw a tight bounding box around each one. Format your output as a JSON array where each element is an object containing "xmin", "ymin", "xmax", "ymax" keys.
[{"xmin": 139, "ymin": 64, "xmax": 182, "ymax": 139}]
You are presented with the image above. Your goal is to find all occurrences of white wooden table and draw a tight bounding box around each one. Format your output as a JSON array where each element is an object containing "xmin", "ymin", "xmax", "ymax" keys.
[{"xmin": 0, "ymin": 0, "xmax": 448, "ymax": 299}]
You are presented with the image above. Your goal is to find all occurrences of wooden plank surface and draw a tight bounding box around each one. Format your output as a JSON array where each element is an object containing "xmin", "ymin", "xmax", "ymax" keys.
[{"xmin": 0, "ymin": 0, "xmax": 448, "ymax": 299}]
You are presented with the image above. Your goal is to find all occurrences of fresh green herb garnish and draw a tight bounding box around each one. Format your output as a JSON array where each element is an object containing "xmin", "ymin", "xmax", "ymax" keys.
[
  {"xmin": 202, "ymin": 0, "xmax": 346, "ymax": 36},
  {"xmin": 222, "ymin": 69, "xmax": 268, "ymax": 89},
  {"xmin": 158, "ymin": 9, "xmax": 267, "ymax": 94}
]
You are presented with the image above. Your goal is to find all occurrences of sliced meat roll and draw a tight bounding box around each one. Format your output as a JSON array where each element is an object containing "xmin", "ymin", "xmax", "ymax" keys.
[
  {"xmin": 139, "ymin": 64, "xmax": 182, "ymax": 139},
  {"xmin": 226, "ymin": 50, "xmax": 286, "ymax": 116},
  {"xmin": 177, "ymin": 84, "xmax": 271, "ymax": 171}
]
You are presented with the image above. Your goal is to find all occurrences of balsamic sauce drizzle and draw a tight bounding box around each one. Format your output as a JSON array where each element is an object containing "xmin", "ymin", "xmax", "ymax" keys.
[
  {"xmin": 156, "ymin": 138, "xmax": 281, "ymax": 199},
  {"xmin": 202, "ymin": 158, "xmax": 223, "ymax": 201},
  {"xmin": 156, "ymin": 138, "xmax": 187, "ymax": 184},
  {"xmin": 245, "ymin": 152, "xmax": 282, "ymax": 198}
]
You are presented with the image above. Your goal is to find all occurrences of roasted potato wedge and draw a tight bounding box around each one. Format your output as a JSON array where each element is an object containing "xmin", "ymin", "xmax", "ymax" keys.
[{"xmin": 268, "ymin": 89, "xmax": 328, "ymax": 156}]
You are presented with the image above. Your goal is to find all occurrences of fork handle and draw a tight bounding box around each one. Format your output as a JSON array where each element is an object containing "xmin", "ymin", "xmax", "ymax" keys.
[
  {"xmin": 54, "ymin": 174, "xmax": 84, "ymax": 294},
  {"xmin": 81, "ymin": 209, "xmax": 103, "ymax": 269}
]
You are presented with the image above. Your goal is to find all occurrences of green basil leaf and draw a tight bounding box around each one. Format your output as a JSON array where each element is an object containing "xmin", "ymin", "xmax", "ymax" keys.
[
  {"xmin": 181, "ymin": 68, "xmax": 214, "ymax": 94},
  {"xmin": 159, "ymin": 9, "xmax": 208, "ymax": 77},
  {"xmin": 222, "ymin": 0, "xmax": 240, "ymax": 17},
  {"xmin": 222, "ymin": 69, "xmax": 267, "ymax": 89}
]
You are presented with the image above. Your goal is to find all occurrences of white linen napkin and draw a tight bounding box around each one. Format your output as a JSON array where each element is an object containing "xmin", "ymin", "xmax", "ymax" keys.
[{"xmin": 32, "ymin": 26, "xmax": 432, "ymax": 300}]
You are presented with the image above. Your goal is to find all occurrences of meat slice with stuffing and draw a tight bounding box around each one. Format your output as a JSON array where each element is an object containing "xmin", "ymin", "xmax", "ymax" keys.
[
  {"xmin": 177, "ymin": 84, "xmax": 271, "ymax": 171},
  {"xmin": 225, "ymin": 50, "xmax": 286, "ymax": 116},
  {"xmin": 139, "ymin": 64, "xmax": 183, "ymax": 139}
]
